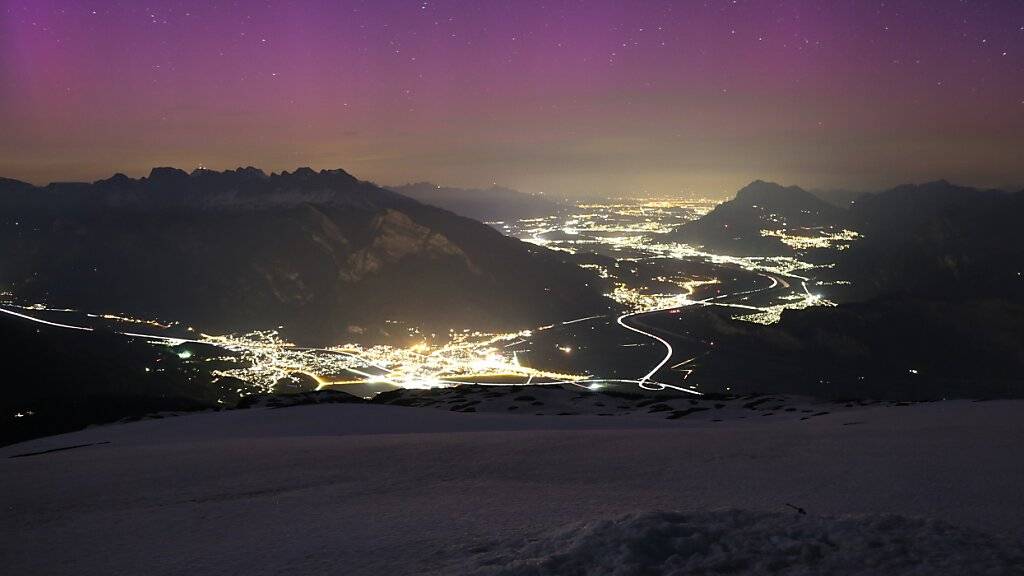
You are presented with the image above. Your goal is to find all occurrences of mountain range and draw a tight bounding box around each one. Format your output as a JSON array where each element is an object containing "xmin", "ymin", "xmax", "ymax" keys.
[
  {"xmin": 0, "ymin": 167, "xmax": 612, "ymax": 344},
  {"xmin": 673, "ymin": 179, "xmax": 1023, "ymax": 303},
  {"xmin": 833, "ymin": 180, "xmax": 1020, "ymax": 301},
  {"xmin": 666, "ymin": 178, "xmax": 1024, "ymax": 399},
  {"xmin": 665, "ymin": 298, "xmax": 1024, "ymax": 400}
]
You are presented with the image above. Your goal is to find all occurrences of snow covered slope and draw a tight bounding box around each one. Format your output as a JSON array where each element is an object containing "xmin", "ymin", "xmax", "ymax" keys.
[{"xmin": 2, "ymin": 399, "xmax": 1023, "ymax": 575}]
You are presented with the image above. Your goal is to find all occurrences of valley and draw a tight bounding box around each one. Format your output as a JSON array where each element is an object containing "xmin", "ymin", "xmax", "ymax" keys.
[
  {"xmin": 1, "ymin": 189, "xmax": 845, "ymax": 436},
  {"xmin": 4, "ymin": 174, "xmax": 1023, "ymax": 443}
]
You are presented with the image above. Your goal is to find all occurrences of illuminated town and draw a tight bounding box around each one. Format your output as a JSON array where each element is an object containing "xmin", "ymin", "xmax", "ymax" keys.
[
  {"xmin": 0, "ymin": 197, "xmax": 849, "ymax": 398},
  {"xmin": 5, "ymin": 1, "xmax": 1023, "ymax": 571}
]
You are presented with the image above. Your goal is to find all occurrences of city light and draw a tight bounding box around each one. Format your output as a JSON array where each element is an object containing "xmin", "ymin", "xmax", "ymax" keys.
[{"xmin": 1, "ymin": 196, "xmax": 845, "ymax": 397}]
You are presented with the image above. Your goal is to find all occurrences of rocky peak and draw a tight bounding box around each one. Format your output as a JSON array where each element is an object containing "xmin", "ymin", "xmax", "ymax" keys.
[{"xmin": 147, "ymin": 167, "xmax": 190, "ymax": 183}]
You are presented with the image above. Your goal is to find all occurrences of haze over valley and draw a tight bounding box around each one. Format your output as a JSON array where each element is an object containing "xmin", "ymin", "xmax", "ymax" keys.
[
  {"xmin": 4, "ymin": 1, "xmax": 1024, "ymax": 574},
  {"xmin": 4, "ymin": 168, "xmax": 1022, "ymax": 443}
]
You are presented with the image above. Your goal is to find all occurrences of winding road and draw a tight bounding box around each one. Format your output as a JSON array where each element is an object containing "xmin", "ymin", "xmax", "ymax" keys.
[
  {"xmin": 613, "ymin": 269, "xmax": 793, "ymax": 390},
  {"xmin": 0, "ymin": 262, "xmax": 798, "ymax": 398}
]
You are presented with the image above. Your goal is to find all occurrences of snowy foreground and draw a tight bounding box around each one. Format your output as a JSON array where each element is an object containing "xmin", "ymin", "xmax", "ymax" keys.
[{"xmin": 2, "ymin": 395, "xmax": 1023, "ymax": 575}]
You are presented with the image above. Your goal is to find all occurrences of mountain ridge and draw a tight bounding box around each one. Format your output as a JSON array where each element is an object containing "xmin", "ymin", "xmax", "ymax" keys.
[
  {"xmin": 0, "ymin": 167, "xmax": 613, "ymax": 344},
  {"xmin": 671, "ymin": 180, "xmax": 846, "ymax": 255},
  {"xmin": 673, "ymin": 178, "xmax": 1022, "ymax": 303}
]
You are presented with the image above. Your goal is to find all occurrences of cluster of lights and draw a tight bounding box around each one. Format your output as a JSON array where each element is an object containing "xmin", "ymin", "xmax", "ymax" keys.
[
  {"xmin": 497, "ymin": 198, "xmax": 719, "ymax": 256},
  {"xmin": 4, "ymin": 196, "xmax": 857, "ymax": 401},
  {"xmin": 0, "ymin": 300, "xmax": 587, "ymax": 397},
  {"xmin": 86, "ymin": 312, "xmax": 176, "ymax": 330},
  {"xmin": 503, "ymin": 197, "xmax": 842, "ymax": 326},
  {"xmin": 502, "ymin": 198, "xmax": 847, "ymax": 326},
  {"xmin": 760, "ymin": 228, "xmax": 861, "ymax": 250},
  {"xmin": 0, "ymin": 299, "xmax": 183, "ymax": 332},
  {"xmin": 606, "ymin": 278, "xmax": 721, "ymax": 314},
  {"xmin": 731, "ymin": 291, "xmax": 836, "ymax": 325},
  {"xmin": 575, "ymin": 198, "xmax": 717, "ymax": 218},
  {"xmin": 201, "ymin": 326, "xmax": 586, "ymax": 394},
  {"xmin": 520, "ymin": 232, "xmax": 650, "ymax": 254},
  {"xmin": 645, "ymin": 241, "xmax": 819, "ymax": 280}
]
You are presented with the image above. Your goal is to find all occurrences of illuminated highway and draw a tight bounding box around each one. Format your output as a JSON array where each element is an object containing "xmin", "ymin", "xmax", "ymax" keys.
[
  {"xmin": 0, "ymin": 303, "xmax": 703, "ymax": 396},
  {"xmin": 0, "ymin": 265, "xmax": 810, "ymax": 398},
  {"xmin": 616, "ymin": 312, "xmax": 672, "ymax": 384},
  {"xmin": 611, "ymin": 267, "xmax": 797, "ymax": 388},
  {"xmin": 1, "ymin": 198, "xmax": 843, "ymax": 399}
]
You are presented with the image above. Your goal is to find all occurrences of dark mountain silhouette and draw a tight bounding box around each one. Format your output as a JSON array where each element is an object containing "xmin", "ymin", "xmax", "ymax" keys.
[
  {"xmin": 0, "ymin": 310, "xmax": 374, "ymax": 444},
  {"xmin": 652, "ymin": 298, "xmax": 1024, "ymax": 400},
  {"xmin": 829, "ymin": 181, "xmax": 1020, "ymax": 301},
  {"xmin": 673, "ymin": 179, "xmax": 1022, "ymax": 302},
  {"xmin": 0, "ymin": 312, "xmax": 224, "ymax": 444},
  {"xmin": 388, "ymin": 182, "xmax": 562, "ymax": 221},
  {"xmin": 671, "ymin": 180, "xmax": 847, "ymax": 255},
  {"xmin": 809, "ymin": 187, "xmax": 872, "ymax": 208},
  {"xmin": 849, "ymin": 180, "xmax": 1007, "ymax": 232},
  {"xmin": 0, "ymin": 168, "xmax": 612, "ymax": 344},
  {"xmin": 661, "ymin": 179, "xmax": 1024, "ymax": 399},
  {"xmin": 0, "ymin": 177, "xmax": 34, "ymax": 194}
]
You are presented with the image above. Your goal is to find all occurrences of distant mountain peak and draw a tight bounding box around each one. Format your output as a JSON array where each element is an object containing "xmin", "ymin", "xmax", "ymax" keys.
[
  {"xmin": 734, "ymin": 180, "xmax": 825, "ymax": 208},
  {"xmin": 671, "ymin": 179, "xmax": 844, "ymax": 256},
  {"xmin": 147, "ymin": 167, "xmax": 190, "ymax": 182},
  {"xmin": 0, "ymin": 177, "xmax": 34, "ymax": 193},
  {"xmin": 0, "ymin": 166, "xmax": 402, "ymax": 213},
  {"xmin": 221, "ymin": 166, "xmax": 268, "ymax": 179},
  {"xmin": 95, "ymin": 173, "xmax": 132, "ymax": 186}
]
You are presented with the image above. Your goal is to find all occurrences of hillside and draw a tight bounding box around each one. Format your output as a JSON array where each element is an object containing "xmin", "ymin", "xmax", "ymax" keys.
[
  {"xmin": 0, "ymin": 168, "xmax": 612, "ymax": 344},
  {"xmin": 831, "ymin": 181, "xmax": 1020, "ymax": 300},
  {"xmin": 661, "ymin": 179, "xmax": 1024, "ymax": 401},
  {"xmin": 0, "ymin": 310, "xmax": 239, "ymax": 444},
  {"xmin": 671, "ymin": 180, "xmax": 847, "ymax": 256},
  {"xmin": 673, "ymin": 179, "xmax": 1023, "ymax": 302},
  {"xmin": 640, "ymin": 299, "xmax": 1024, "ymax": 400}
]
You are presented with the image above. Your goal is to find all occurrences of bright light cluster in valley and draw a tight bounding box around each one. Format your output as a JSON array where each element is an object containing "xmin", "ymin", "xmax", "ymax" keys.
[
  {"xmin": 500, "ymin": 198, "xmax": 716, "ymax": 255},
  {"xmin": 499, "ymin": 198, "xmax": 845, "ymax": 323},
  {"xmin": 0, "ymin": 299, "xmax": 589, "ymax": 398},
  {"xmin": 760, "ymin": 228, "xmax": 861, "ymax": 250},
  {"xmin": 602, "ymin": 275, "xmax": 722, "ymax": 314},
  {"xmin": 202, "ymin": 327, "xmax": 586, "ymax": 394},
  {"xmin": 2, "ymin": 196, "xmax": 854, "ymax": 398}
]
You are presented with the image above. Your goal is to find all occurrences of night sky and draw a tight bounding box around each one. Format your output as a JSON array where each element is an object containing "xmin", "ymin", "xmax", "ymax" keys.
[{"xmin": 2, "ymin": 0, "xmax": 1022, "ymax": 196}]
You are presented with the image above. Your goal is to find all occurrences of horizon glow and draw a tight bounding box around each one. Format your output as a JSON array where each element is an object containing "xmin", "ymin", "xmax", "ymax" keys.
[{"xmin": 2, "ymin": 0, "xmax": 1023, "ymax": 197}]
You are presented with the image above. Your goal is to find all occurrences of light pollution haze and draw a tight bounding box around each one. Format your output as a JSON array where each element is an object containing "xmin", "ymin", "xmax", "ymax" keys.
[{"xmin": 2, "ymin": 0, "xmax": 1023, "ymax": 197}]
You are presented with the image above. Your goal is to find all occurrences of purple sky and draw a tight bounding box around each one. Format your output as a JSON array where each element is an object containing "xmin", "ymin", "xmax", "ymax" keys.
[{"xmin": 2, "ymin": 0, "xmax": 1022, "ymax": 196}]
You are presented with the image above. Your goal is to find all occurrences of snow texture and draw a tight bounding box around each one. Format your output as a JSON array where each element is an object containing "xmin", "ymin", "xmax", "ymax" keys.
[
  {"xmin": 469, "ymin": 510, "xmax": 1024, "ymax": 575},
  {"xmin": 3, "ymin": 399, "xmax": 1024, "ymax": 575}
]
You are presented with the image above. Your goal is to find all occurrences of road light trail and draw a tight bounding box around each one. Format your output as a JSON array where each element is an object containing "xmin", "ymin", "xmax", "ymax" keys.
[
  {"xmin": 4, "ymin": 263, "xmax": 791, "ymax": 395},
  {"xmin": 613, "ymin": 270, "xmax": 786, "ymax": 387},
  {"xmin": 557, "ymin": 314, "xmax": 606, "ymax": 326},
  {"xmin": 616, "ymin": 312, "xmax": 673, "ymax": 384},
  {"xmin": 0, "ymin": 306, "xmax": 95, "ymax": 331},
  {"xmin": 3, "ymin": 304, "xmax": 704, "ymax": 395}
]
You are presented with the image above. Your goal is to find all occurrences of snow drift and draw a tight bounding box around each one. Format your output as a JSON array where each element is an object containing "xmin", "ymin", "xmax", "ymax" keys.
[{"xmin": 469, "ymin": 510, "xmax": 1023, "ymax": 575}]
